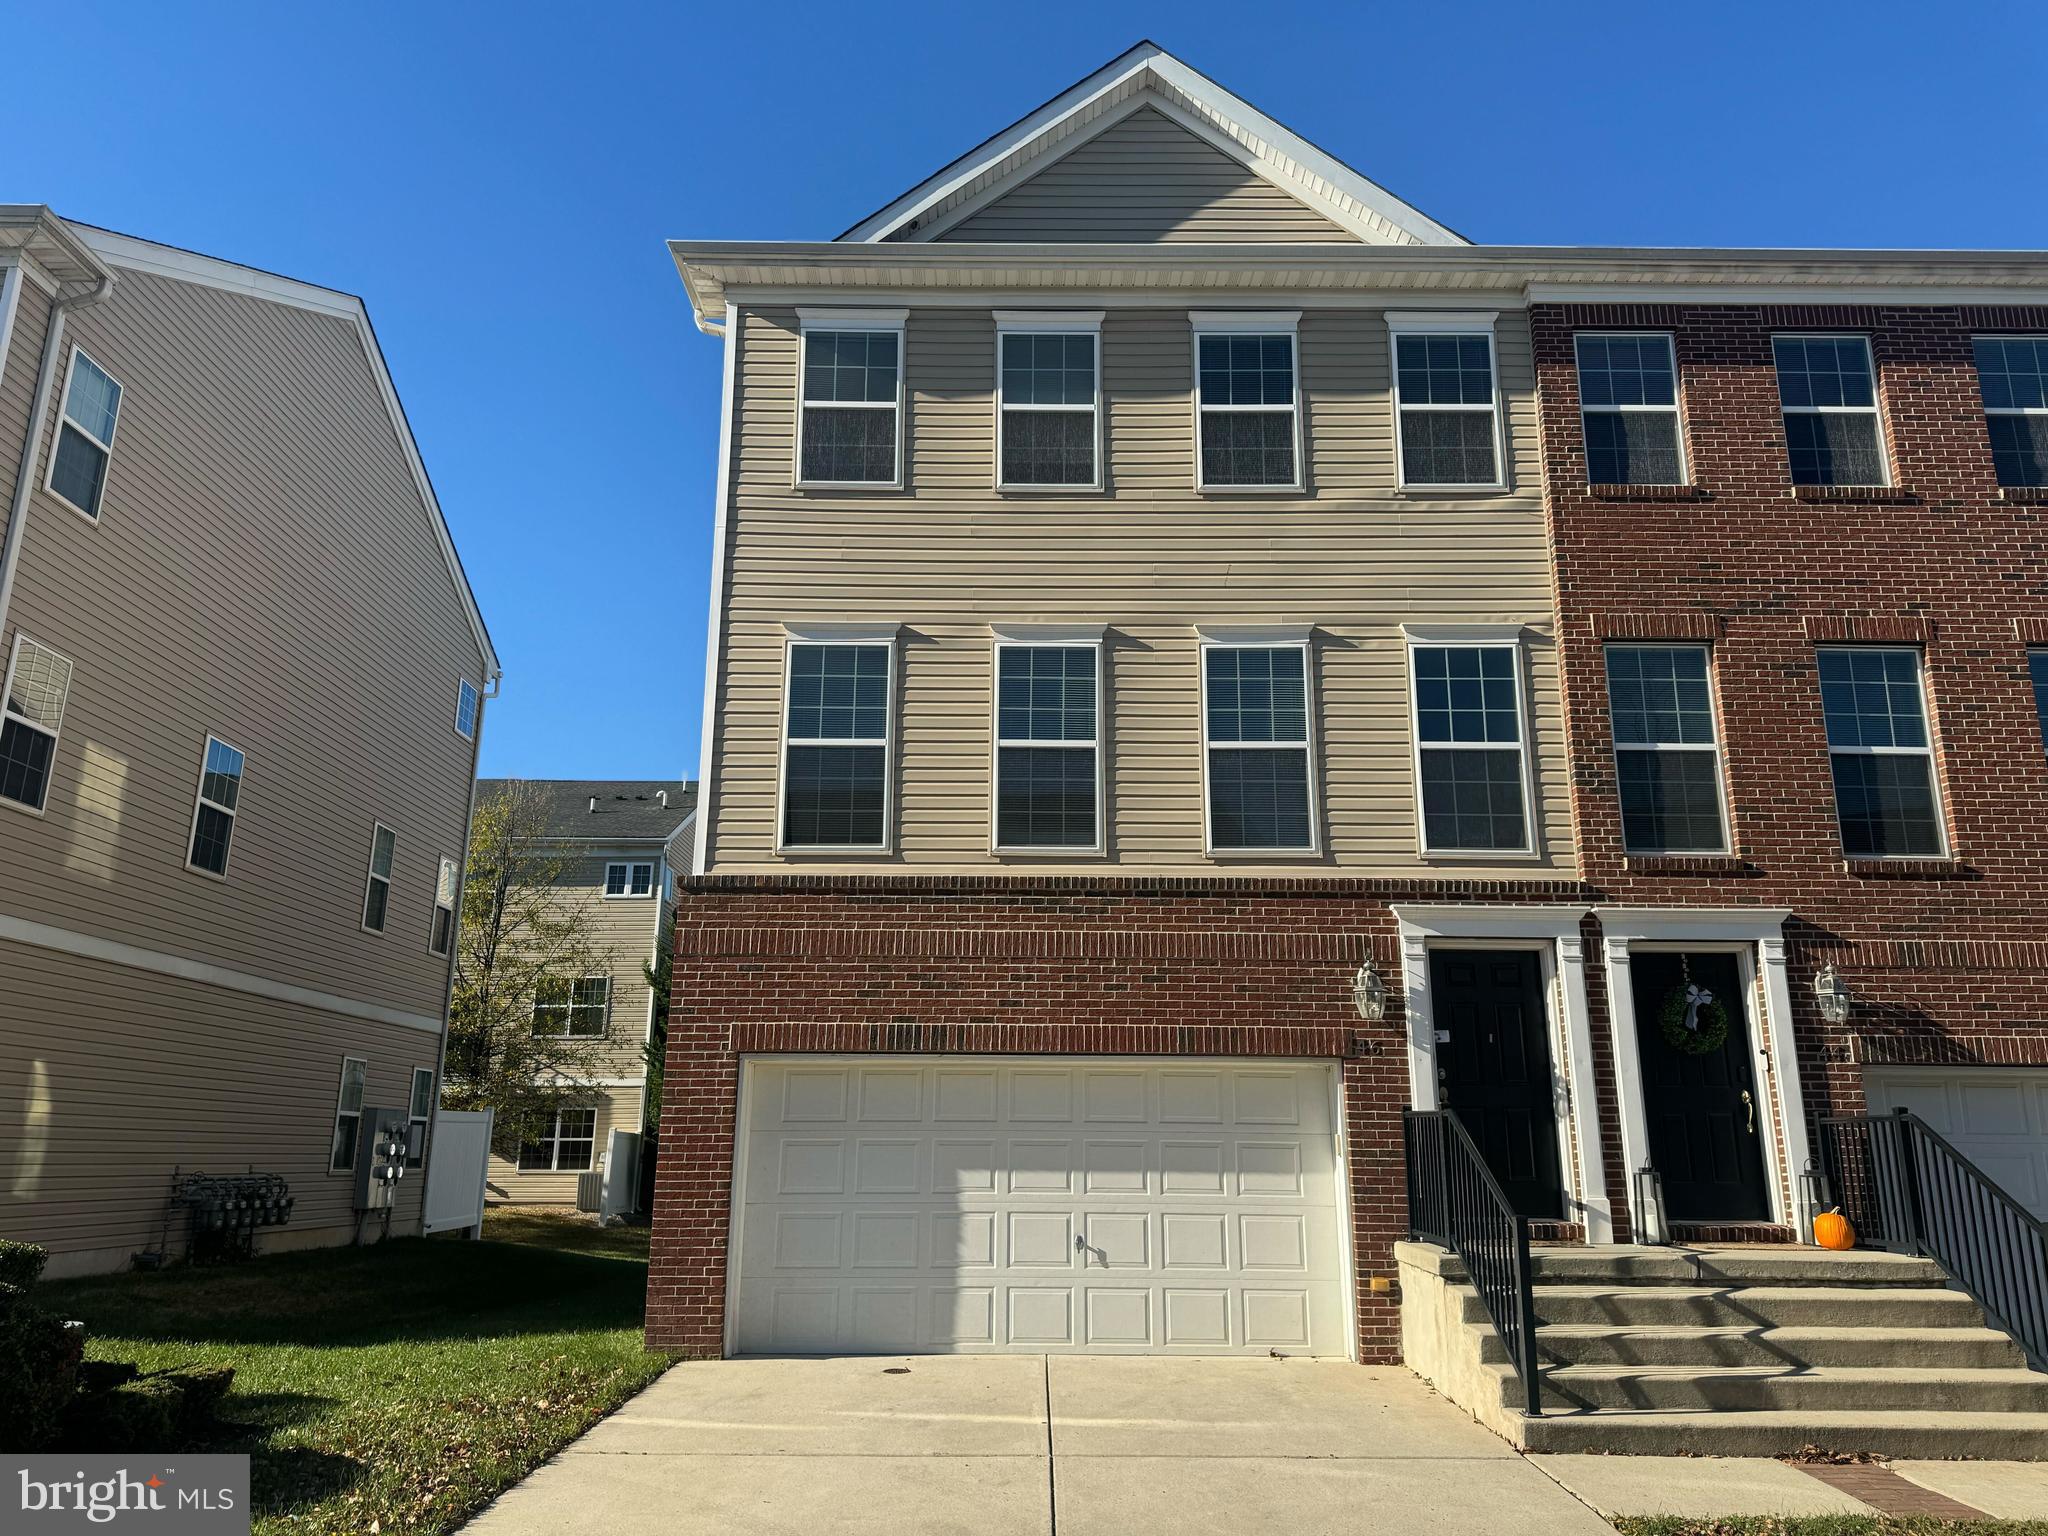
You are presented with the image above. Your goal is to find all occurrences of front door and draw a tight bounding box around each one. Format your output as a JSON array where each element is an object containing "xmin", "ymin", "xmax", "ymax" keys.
[
  {"xmin": 1431, "ymin": 949, "xmax": 1563, "ymax": 1219},
  {"xmin": 1630, "ymin": 951, "xmax": 1772, "ymax": 1223}
]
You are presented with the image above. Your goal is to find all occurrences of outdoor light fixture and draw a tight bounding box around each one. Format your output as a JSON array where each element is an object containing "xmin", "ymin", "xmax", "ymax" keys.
[
  {"xmin": 1352, "ymin": 959, "xmax": 1387, "ymax": 1022},
  {"xmin": 1813, "ymin": 962, "xmax": 1852, "ymax": 1025}
]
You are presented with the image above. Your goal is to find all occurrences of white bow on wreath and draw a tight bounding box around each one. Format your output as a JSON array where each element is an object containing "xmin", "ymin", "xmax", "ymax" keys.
[{"xmin": 1681, "ymin": 983, "xmax": 1715, "ymax": 1034}]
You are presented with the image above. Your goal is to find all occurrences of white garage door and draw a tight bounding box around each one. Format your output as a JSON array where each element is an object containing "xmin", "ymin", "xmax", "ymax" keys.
[
  {"xmin": 731, "ymin": 1058, "xmax": 1349, "ymax": 1356},
  {"xmin": 1866, "ymin": 1067, "xmax": 2048, "ymax": 1219}
]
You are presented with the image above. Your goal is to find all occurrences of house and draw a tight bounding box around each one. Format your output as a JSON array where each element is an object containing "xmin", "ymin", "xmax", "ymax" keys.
[
  {"xmin": 649, "ymin": 38, "xmax": 2048, "ymax": 1400},
  {"xmin": 0, "ymin": 207, "xmax": 497, "ymax": 1277},
  {"xmin": 472, "ymin": 779, "xmax": 694, "ymax": 1205}
]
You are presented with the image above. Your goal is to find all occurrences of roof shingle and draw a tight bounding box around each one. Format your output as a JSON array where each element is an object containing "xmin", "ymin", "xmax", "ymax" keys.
[{"xmin": 475, "ymin": 778, "xmax": 697, "ymax": 841}]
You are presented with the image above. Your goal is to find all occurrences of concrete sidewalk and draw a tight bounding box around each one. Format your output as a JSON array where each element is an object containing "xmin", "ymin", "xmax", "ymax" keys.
[{"xmin": 462, "ymin": 1356, "xmax": 1613, "ymax": 1535}]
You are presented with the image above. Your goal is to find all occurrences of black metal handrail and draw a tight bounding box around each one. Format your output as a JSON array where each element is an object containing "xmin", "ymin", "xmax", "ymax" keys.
[
  {"xmin": 1404, "ymin": 1107, "xmax": 1542, "ymax": 1416},
  {"xmin": 1816, "ymin": 1107, "xmax": 2048, "ymax": 1370}
]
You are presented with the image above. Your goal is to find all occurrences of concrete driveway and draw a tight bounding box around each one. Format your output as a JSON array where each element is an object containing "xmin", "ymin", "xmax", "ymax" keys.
[{"xmin": 463, "ymin": 1356, "xmax": 1612, "ymax": 1535}]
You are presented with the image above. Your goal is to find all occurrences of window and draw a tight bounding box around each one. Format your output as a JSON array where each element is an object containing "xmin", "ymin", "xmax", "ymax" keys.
[
  {"xmin": 533, "ymin": 975, "xmax": 610, "ymax": 1038},
  {"xmin": 2033, "ymin": 650, "xmax": 2048, "ymax": 757},
  {"xmin": 1201, "ymin": 638, "xmax": 1316, "ymax": 853},
  {"xmin": 1817, "ymin": 647, "xmax": 1944, "ymax": 856},
  {"xmin": 46, "ymin": 347, "xmax": 122, "ymax": 520},
  {"xmin": 1192, "ymin": 312, "xmax": 1300, "ymax": 489},
  {"xmin": 780, "ymin": 636, "xmax": 892, "ymax": 850},
  {"xmin": 1391, "ymin": 314, "xmax": 1503, "ymax": 488},
  {"xmin": 361, "ymin": 822, "xmax": 396, "ymax": 932},
  {"xmin": 1606, "ymin": 645, "xmax": 1727, "ymax": 853},
  {"xmin": 993, "ymin": 638, "xmax": 1101, "ymax": 851},
  {"xmin": 1974, "ymin": 337, "xmax": 2048, "ymax": 489},
  {"xmin": 1576, "ymin": 334, "xmax": 1685, "ymax": 485},
  {"xmin": 407, "ymin": 1067, "xmax": 435, "ymax": 1169},
  {"xmin": 430, "ymin": 856, "xmax": 458, "ymax": 956},
  {"xmin": 604, "ymin": 860, "xmax": 655, "ymax": 898},
  {"xmin": 517, "ymin": 1107, "xmax": 597, "ymax": 1173},
  {"xmin": 797, "ymin": 310, "xmax": 904, "ymax": 487},
  {"xmin": 455, "ymin": 678, "xmax": 479, "ymax": 740},
  {"xmin": 1774, "ymin": 335, "xmax": 1887, "ymax": 486},
  {"xmin": 331, "ymin": 1056, "xmax": 368, "ymax": 1173},
  {"xmin": 0, "ymin": 635, "xmax": 72, "ymax": 814},
  {"xmin": 1409, "ymin": 639, "xmax": 1531, "ymax": 854},
  {"xmin": 997, "ymin": 313, "xmax": 1101, "ymax": 488},
  {"xmin": 186, "ymin": 736, "xmax": 246, "ymax": 877}
]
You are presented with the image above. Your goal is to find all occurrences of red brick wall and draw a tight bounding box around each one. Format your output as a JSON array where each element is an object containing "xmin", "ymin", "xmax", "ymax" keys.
[
  {"xmin": 643, "ymin": 876, "xmax": 1588, "ymax": 1359},
  {"xmin": 1532, "ymin": 301, "xmax": 2048, "ymax": 1231}
]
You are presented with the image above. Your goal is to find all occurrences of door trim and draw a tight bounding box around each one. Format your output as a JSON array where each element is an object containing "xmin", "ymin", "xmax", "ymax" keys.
[
  {"xmin": 722, "ymin": 1054, "xmax": 1356, "ymax": 1361},
  {"xmin": 1391, "ymin": 905, "xmax": 1608, "ymax": 1243},
  {"xmin": 1593, "ymin": 908, "xmax": 1808, "ymax": 1243}
]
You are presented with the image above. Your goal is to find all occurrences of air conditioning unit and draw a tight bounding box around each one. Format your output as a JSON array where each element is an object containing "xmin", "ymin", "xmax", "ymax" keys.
[{"xmin": 575, "ymin": 1171, "xmax": 603, "ymax": 1213}]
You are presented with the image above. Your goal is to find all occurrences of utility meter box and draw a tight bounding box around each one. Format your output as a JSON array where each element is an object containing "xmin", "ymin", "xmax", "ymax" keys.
[{"xmin": 353, "ymin": 1107, "xmax": 411, "ymax": 1212}]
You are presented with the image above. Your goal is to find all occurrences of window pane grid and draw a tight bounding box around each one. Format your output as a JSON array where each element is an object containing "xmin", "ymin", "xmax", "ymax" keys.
[
  {"xmin": 1816, "ymin": 648, "xmax": 1943, "ymax": 855},
  {"xmin": 2029, "ymin": 651, "xmax": 2048, "ymax": 756},
  {"xmin": 1394, "ymin": 332, "xmax": 1499, "ymax": 486},
  {"xmin": 1975, "ymin": 338, "xmax": 2048, "ymax": 488},
  {"xmin": 1577, "ymin": 334, "xmax": 1684, "ymax": 486},
  {"xmin": 1774, "ymin": 335, "xmax": 1886, "ymax": 487},
  {"xmin": 784, "ymin": 641, "xmax": 891, "ymax": 848},
  {"xmin": 1195, "ymin": 332, "xmax": 1297, "ymax": 488},
  {"xmin": 1606, "ymin": 645, "xmax": 1726, "ymax": 853},
  {"xmin": 1203, "ymin": 645, "xmax": 1313, "ymax": 851},
  {"xmin": 800, "ymin": 328, "xmax": 900, "ymax": 485},
  {"xmin": 1411, "ymin": 644, "xmax": 1530, "ymax": 852},
  {"xmin": 996, "ymin": 645, "xmax": 1099, "ymax": 849},
  {"xmin": 188, "ymin": 736, "xmax": 243, "ymax": 875}
]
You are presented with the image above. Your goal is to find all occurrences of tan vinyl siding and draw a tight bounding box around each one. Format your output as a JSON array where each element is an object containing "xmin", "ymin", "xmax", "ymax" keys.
[
  {"xmin": 707, "ymin": 305, "xmax": 1570, "ymax": 877},
  {"xmin": 487, "ymin": 1083, "xmax": 643, "ymax": 1206},
  {"xmin": 0, "ymin": 264, "xmax": 478, "ymax": 1016},
  {"xmin": 0, "ymin": 274, "xmax": 53, "ymax": 542},
  {"xmin": 0, "ymin": 939, "xmax": 439, "ymax": 1277},
  {"xmin": 937, "ymin": 107, "xmax": 1361, "ymax": 244}
]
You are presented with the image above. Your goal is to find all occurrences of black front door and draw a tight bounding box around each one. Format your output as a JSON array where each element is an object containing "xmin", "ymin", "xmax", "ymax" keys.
[
  {"xmin": 1431, "ymin": 949, "xmax": 1563, "ymax": 1219},
  {"xmin": 1630, "ymin": 951, "xmax": 1772, "ymax": 1222}
]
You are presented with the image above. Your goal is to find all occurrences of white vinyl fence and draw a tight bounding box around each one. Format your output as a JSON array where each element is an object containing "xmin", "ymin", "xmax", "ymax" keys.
[{"xmin": 423, "ymin": 1108, "xmax": 493, "ymax": 1236}]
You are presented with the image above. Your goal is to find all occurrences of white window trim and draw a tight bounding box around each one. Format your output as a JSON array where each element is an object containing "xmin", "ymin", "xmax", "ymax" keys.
[
  {"xmin": 1387, "ymin": 311, "xmax": 1507, "ymax": 492},
  {"xmin": 519, "ymin": 1106, "xmax": 598, "ymax": 1173},
  {"xmin": 183, "ymin": 733, "xmax": 245, "ymax": 880},
  {"xmin": 360, "ymin": 821, "xmax": 396, "ymax": 933},
  {"xmin": 1605, "ymin": 642, "xmax": 1730, "ymax": 856},
  {"xmin": 1402, "ymin": 629, "xmax": 1540, "ymax": 860},
  {"xmin": 455, "ymin": 678, "xmax": 479, "ymax": 740},
  {"xmin": 531, "ymin": 974, "xmax": 612, "ymax": 1040},
  {"xmin": 794, "ymin": 308, "xmax": 908, "ymax": 492},
  {"xmin": 1189, "ymin": 310, "xmax": 1304, "ymax": 495},
  {"xmin": 43, "ymin": 344, "xmax": 122, "ymax": 523},
  {"xmin": 430, "ymin": 855, "xmax": 458, "ymax": 956},
  {"xmin": 774, "ymin": 629, "xmax": 898, "ymax": 856},
  {"xmin": 989, "ymin": 632, "xmax": 1106, "ymax": 856},
  {"xmin": 1816, "ymin": 645, "xmax": 1949, "ymax": 859},
  {"xmin": 1575, "ymin": 331, "xmax": 1690, "ymax": 487},
  {"xmin": 1197, "ymin": 631, "xmax": 1321, "ymax": 858},
  {"xmin": 1772, "ymin": 333, "xmax": 1892, "ymax": 488},
  {"xmin": 330, "ymin": 1055, "xmax": 368, "ymax": 1175},
  {"xmin": 604, "ymin": 859, "xmax": 656, "ymax": 899},
  {"xmin": 994, "ymin": 310, "xmax": 1105, "ymax": 494},
  {"xmin": 1974, "ymin": 334, "xmax": 2048, "ymax": 488},
  {"xmin": 408, "ymin": 1066, "xmax": 435, "ymax": 1166},
  {"xmin": 0, "ymin": 632, "xmax": 70, "ymax": 819}
]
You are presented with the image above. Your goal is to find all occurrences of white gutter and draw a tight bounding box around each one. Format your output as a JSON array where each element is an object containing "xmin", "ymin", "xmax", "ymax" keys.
[{"xmin": 0, "ymin": 263, "xmax": 114, "ymax": 644}]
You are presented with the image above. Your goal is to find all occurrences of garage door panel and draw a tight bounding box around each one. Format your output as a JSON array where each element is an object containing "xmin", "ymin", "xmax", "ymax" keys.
[
  {"xmin": 1865, "ymin": 1067, "xmax": 2048, "ymax": 1222},
  {"xmin": 734, "ymin": 1059, "xmax": 1348, "ymax": 1355}
]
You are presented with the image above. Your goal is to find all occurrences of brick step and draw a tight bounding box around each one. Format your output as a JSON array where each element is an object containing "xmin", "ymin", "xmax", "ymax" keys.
[
  {"xmin": 1512, "ymin": 1408, "xmax": 2048, "ymax": 1460},
  {"xmin": 1474, "ymin": 1322, "xmax": 2025, "ymax": 1370},
  {"xmin": 1481, "ymin": 1284, "xmax": 1986, "ymax": 1330},
  {"xmin": 1489, "ymin": 1361, "xmax": 2048, "ymax": 1414}
]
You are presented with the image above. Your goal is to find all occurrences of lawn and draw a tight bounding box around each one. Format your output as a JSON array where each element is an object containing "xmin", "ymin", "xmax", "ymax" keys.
[{"xmin": 40, "ymin": 1209, "xmax": 673, "ymax": 1536}]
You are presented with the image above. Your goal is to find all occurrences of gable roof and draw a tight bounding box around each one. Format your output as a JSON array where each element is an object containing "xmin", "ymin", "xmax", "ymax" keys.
[
  {"xmin": 838, "ymin": 42, "xmax": 1468, "ymax": 248},
  {"xmin": 478, "ymin": 778, "xmax": 697, "ymax": 842}
]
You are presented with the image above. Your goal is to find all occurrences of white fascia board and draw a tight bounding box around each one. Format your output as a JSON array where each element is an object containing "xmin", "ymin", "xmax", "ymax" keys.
[{"xmin": 1594, "ymin": 907, "xmax": 1794, "ymax": 942}]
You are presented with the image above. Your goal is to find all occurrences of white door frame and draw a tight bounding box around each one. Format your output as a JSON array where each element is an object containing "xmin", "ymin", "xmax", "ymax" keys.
[
  {"xmin": 1594, "ymin": 908, "xmax": 1807, "ymax": 1242},
  {"xmin": 1391, "ymin": 905, "xmax": 1610, "ymax": 1245}
]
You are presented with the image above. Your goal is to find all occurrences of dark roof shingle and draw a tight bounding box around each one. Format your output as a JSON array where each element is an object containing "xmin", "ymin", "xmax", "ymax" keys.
[{"xmin": 475, "ymin": 778, "xmax": 697, "ymax": 841}]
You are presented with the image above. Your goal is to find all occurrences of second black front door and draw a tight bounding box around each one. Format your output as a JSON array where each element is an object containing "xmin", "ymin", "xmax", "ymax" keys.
[
  {"xmin": 1630, "ymin": 950, "xmax": 1772, "ymax": 1223},
  {"xmin": 1431, "ymin": 949, "xmax": 1564, "ymax": 1219}
]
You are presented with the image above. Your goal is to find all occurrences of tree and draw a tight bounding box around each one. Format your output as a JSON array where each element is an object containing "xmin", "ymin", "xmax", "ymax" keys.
[
  {"xmin": 641, "ymin": 911, "xmax": 674, "ymax": 1132},
  {"xmin": 444, "ymin": 781, "xmax": 608, "ymax": 1160}
]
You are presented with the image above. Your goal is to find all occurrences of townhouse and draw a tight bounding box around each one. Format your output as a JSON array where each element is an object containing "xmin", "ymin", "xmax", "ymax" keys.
[
  {"xmin": 648, "ymin": 44, "xmax": 2048, "ymax": 1365},
  {"xmin": 0, "ymin": 207, "xmax": 496, "ymax": 1275}
]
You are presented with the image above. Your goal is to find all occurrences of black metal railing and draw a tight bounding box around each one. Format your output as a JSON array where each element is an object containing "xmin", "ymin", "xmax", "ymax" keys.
[
  {"xmin": 1816, "ymin": 1107, "xmax": 2048, "ymax": 1370},
  {"xmin": 1404, "ymin": 1107, "xmax": 1542, "ymax": 1416}
]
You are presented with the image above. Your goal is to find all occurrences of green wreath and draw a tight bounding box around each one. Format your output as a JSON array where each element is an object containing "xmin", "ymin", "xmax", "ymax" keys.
[{"xmin": 1660, "ymin": 982, "xmax": 1730, "ymax": 1056}]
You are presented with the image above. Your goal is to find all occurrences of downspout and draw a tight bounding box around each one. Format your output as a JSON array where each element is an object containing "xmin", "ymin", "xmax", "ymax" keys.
[{"xmin": 0, "ymin": 267, "xmax": 115, "ymax": 645}]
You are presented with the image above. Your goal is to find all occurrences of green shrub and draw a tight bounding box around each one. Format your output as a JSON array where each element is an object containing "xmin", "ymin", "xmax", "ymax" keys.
[
  {"xmin": 65, "ymin": 1377, "xmax": 182, "ymax": 1452},
  {"xmin": 0, "ymin": 1239, "xmax": 48, "ymax": 1290},
  {"xmin": 0, "ymin": 1284, "xmax": 82, "ymax": 1450},
  {"xmin": 156, "ymin": 1365, "xmax": 234, "ymax": 1430},
  {"xmin": 76, "ymin": 1359, "xmax": 140, "ymax": 1393}
]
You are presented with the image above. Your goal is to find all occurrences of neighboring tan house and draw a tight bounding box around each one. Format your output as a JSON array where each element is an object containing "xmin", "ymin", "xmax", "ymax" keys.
[
  {"xmin": 475, "ymin": 779, "xmax": 695, "ymax": 1205},
  {"xmin": 649, "ymin": 35, "xmax": 2048, "ymax": 1424},
  {"xmin": 0, "ymin": 207, "xmax": 497, "ymax": 1277}
]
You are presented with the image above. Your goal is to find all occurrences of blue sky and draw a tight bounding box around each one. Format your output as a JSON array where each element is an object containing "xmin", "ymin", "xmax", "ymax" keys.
[{"xmin": 7, "ymin": 1, "xmax": 2045, "ymax": 779}]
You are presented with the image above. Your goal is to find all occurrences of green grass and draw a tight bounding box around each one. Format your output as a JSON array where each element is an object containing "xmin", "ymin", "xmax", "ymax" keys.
[
  {"xmin": 41, "ymin": 1210, "xmax": 672, "ymax": 1536},
  {"xmin": 1616, "ymin": 1518, "xmax": 2048, "ymax": 1536}
]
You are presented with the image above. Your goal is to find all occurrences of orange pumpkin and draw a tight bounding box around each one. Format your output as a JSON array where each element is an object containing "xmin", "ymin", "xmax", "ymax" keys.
[{"xmin": 1813, "ymin": 1207, "xmax": 1856, "ymax": 1251}]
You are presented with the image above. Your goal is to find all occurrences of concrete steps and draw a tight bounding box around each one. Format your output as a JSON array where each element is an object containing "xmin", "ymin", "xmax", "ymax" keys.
[
  {"xmin": 1492, "ymin": 1283, "xmax": 1985, "ymax": 1329},
  {"xmin": 1517, "ymin": 1409, "xmax": 2048, "ymax": 1460},
  {"xmin": 1483, "ymin": 1323, "xmax": 2025, "ymax": 1370},
  {"xmin": 1491, "ymin": 1362, "xmax": 2048, "ymax": 1414}
]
